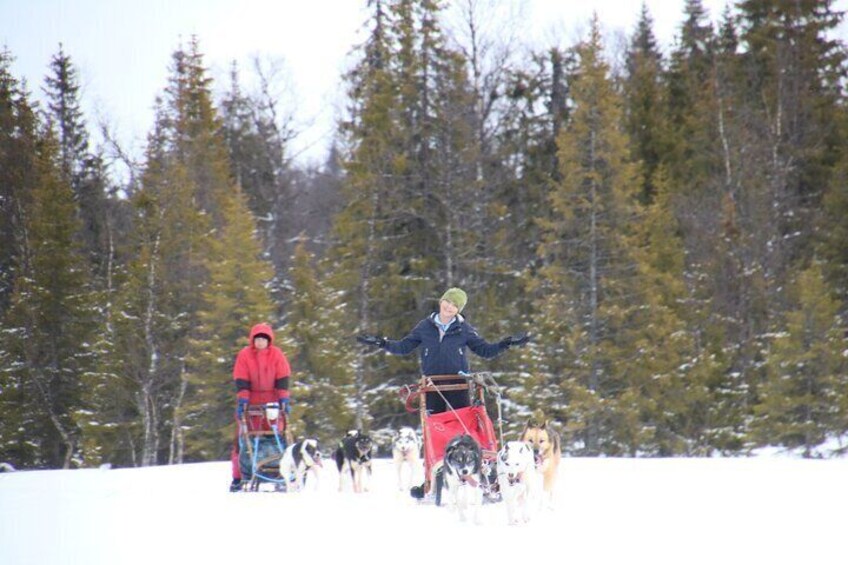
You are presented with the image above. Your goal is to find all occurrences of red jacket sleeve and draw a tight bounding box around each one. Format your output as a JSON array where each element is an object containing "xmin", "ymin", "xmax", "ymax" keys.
[
  {"xmin": 275, "ymin": 351, "xmax": 291, "ymax": 400},
  {"xmin": 233, "ymin": 349, "xmax": 251, "ymax": 401}
]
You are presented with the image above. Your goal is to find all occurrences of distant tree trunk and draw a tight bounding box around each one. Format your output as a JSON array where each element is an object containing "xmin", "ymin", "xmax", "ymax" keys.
[
  {"xmin": 169, "ymin": 366, "xmax": 188, "ymax": 465},
  {"xmin": 354, "ymin": 189, "xmax": 380, "ymax": 431},
  {"xmin": 32, "ymin": 376, "xmax": 75, "ymax": 469},
  {"xmin": 587, "ymin": 130, "xmax": 600, "ymax": 454},
  {"xmin": 139, "ymin": 382, "xmax": 158, "ymax": 467},
  {"xmin": 141, "ymin": 237, "xmax": 161, "ymax": 467}
]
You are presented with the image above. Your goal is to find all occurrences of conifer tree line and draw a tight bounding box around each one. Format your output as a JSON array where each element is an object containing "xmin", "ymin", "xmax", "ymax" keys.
[{"xmin": 1, "ymin": 0, "xmax": 846, "ymax": 469}]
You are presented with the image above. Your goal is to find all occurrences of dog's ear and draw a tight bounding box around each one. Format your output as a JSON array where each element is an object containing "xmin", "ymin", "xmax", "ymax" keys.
[{"xmin": 526, "ymin": 416, "xmax": 542, "ymax": 429}]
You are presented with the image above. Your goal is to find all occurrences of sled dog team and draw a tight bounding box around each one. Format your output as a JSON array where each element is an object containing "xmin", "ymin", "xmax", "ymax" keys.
[
  {"xmin": 278, "ymin": 419, "xmax": 561, "ymax": 526},
  {"xmin": 442, "ymin": 418, "xmax": 561, "ymax": 525},
  {"xmin": 278, "ymin": 427, "xmax": 411, "ymax": 495}
]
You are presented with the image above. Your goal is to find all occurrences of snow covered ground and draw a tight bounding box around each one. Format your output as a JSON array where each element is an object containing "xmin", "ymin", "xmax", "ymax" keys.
[{"xmin": 1, "ymin": 455, "xmax": 846, "ymax": 564}]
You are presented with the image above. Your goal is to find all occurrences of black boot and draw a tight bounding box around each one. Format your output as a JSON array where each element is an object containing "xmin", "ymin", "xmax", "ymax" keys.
[
  {"xmin": 410, "ymin": 482, "xmax": 425, "ymax": 499},
  {"xmin": 229, "ymin": 478, "xmax": 242, "ymax": 492}
]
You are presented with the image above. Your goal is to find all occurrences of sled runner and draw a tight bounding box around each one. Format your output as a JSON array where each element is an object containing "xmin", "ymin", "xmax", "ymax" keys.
[
  {"xmin": 402, "ymin": 373, "xmax": 503, "ymax": 504},
  {"xmin": 237, "ymin": 402, "xmax": 290, "ymax": 491}
]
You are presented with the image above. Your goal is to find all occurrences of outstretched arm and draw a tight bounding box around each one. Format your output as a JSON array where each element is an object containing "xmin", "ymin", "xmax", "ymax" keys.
[
  {"xmin": 467, "ymin": 329, "xmax": 530, "ymax": 359},
  {"xmin": 383, "ymin": 322, "xmax": 424, "ymax": 355},
  {"xmin": 356, "ymin": 321, "xmax": 424, "ymax": 355}
]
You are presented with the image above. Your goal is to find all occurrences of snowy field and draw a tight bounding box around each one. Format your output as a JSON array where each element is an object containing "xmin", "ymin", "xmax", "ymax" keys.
[{"xmin": 1, "ymin": 455, "xmax": 846, "ymax": 564}]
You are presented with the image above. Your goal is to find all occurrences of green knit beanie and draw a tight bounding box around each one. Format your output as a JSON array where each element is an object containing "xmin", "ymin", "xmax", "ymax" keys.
[{"xmin": 440, "ymin": 287, "xmax": 467, "ymax": 312}]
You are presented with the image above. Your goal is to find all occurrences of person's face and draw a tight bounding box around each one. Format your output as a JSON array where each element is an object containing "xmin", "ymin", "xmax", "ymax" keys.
[
  {"xmin": 254, "ymin": 336, "xmax": 269, "ymax": 350},
  {"xmin": 439, "ymin": 299, "xmax": 459, "ymax": 320}
]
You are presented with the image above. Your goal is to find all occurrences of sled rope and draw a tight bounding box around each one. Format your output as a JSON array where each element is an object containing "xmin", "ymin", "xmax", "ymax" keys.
[
  {"xmin": 462, "ymin": 372, "xmax": 505, "ymax": 447},
  {"xmin": 424, "ymin": 376, "xmax": 475, "ymax": 437},
  {"xmin": 241, "ymin": 409, "xmax": 289, "ymax": 487},
  {"xmin": 473, "ymin": 372, "xmax": 506, "ymax": 448},
  {"xmin": 423, "ymin": 372, "xmax": 504, "ymax": 443}
]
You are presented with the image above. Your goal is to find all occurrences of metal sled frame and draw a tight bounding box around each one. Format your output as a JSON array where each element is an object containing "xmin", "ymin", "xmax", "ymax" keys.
[
  {"xmin": 404, "ymin": 373, "xmax": 504, "ymax": 503},
  {"xmin": 239, "ymin": 404, "xmax": 290, "ymax": 491}
]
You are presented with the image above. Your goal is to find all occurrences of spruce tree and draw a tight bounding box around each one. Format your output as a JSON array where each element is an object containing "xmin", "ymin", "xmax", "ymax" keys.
[
  {"xmin": 218, "ymin": 61, "xmax": 298, "ymax": 276},
  {"xmin": 85, "ymin": 140, "xmax": 209, "ymax": 467},
  {"xmin": 735, "ymin": 0, "xmax": 847, "ymax": 314},
  {"xmin": 329, "ymin": 0, "xmax": 409, "ymax": 428},
  {"xmin": 621, "ymin": 169, "xmax": 702, "ymax": 455},
  {"xmin": 0, "ymin": 49, "xmax": 38, "ymax": 318},
  {"xmin": 81, "ymin": 38, "xmax": 258, "ymax": 466},
  {"xmin": 181, "ymin": 186, "xmax": 276, "ymax": 463},
  {"xmin": 165, "ymin": 38, "xmax": 280, "ymax": 464},
  {"xmin": 752, "ymin": 262, "xmax": 846, "ymax": 456},
  {"xmin": 285, "ymin": 240, "xmax": 357, "ymax": 444},
  {"xmin": 1, "ymin": 131, "xmax": 97, "ymax": 468},
  {"xmin": 43, "ymin": 45, "xmax": 111, "ymax": 278},
  {"xmin": 534, "ymin": 18, "xmax": 640, "ymax": 455},
  {"xmin": 623, "ymin": 3, "xmax": 667, "ymax": 204},
  {"xmin": 819, "ymin": 158, "xmax": 848, "ymax": 308}
]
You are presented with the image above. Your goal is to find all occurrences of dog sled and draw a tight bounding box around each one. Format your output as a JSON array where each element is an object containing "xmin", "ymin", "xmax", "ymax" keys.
[
  {"xmin": 401, "ymin": 372, "xmax": 504, "ymax": 505},
  {"xmin": 237, "ymin": 402, "xmax": 291, "ymax": 491}
]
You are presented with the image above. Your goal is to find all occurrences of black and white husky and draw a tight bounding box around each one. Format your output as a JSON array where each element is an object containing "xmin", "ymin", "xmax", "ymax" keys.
[
  {"xmin": 496, "ymin": 440, "xmax": 541, "ymax": 524},
  {"xmin": 334, "ymin": 430, "xmax": 373, "ymax": 493},
  {"xmin": 279, "ymin": 438, "xmax": 322, "ymax": 492},
  {"xmin": 392, "ymin": 426, "xmax": 422, "ymax": 492},
  {"xmin": 441, "ymin": 434, "xmax": 483, "ymax": 523}
]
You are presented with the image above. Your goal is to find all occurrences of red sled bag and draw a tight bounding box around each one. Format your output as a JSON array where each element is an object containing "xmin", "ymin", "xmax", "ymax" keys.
[{"xmin": 423, "ymin": 405, "xmax": 497, "ymax": 467}]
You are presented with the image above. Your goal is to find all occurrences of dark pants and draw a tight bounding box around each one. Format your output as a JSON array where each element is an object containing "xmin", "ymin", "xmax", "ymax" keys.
[{"xmin": 425, "ymin": 378, "xmax": 470, "ymax": 414}]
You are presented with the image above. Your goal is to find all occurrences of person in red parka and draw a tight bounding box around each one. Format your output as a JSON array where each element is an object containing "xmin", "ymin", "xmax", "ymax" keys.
[{"xmin": 229, "ymin": 322, "xmax": 291, "ymax": 491}]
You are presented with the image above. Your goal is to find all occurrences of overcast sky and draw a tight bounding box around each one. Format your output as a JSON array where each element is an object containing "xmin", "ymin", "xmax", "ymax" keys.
[{"xmin": 2, "ymin": 0, "xmax": 833, "ymax": 169}]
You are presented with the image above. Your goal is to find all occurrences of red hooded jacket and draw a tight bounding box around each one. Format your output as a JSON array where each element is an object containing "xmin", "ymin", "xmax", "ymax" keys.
[{"xmin": 233, "ymin": 323, "xmax": 291, "ymax": 405}]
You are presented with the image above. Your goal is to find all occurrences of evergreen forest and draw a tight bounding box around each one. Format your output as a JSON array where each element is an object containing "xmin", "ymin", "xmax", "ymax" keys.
[{"xmin": 1, "ymin": 0, "xmax": 847, "ymax": 469}]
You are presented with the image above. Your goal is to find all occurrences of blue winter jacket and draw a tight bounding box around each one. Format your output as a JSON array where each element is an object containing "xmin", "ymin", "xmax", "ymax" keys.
[{"xmin": 383, "ymin": 313, "xmax": 508, "ymax": 375}]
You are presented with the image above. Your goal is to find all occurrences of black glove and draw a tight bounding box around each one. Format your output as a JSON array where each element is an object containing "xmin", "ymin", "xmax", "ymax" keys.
[
  {"xmin": 356, "ymin": 334, "xmax": 387, "ymax": 348},
  {"xmin": 499, "ymin": 332, "xmax": 530, "ymax": 348}
]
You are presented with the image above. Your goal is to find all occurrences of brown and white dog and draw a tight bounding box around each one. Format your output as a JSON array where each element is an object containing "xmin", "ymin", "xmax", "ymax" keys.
[
  {"xmin": 392, "ymin": 426, "xmax": 422, "ymax": 492},
  {"xmin": 520, "ymin": 419, "xmax": 561, "ymax": 507}
]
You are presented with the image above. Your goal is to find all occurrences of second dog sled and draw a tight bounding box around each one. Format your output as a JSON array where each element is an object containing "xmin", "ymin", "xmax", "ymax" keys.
[
  {"xmin": 237, "ymin": 402, "xmax": 291, "ymax": 491},
  {"xmin": 402, "ymin": 372, "xmax": 504, "ymax": 505}
]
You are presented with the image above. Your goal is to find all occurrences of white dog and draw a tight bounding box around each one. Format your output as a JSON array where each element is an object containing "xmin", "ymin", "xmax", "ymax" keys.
[
  {"xmin": 279, "ymin": 439, "xmax": 322, "ymax": 492},
  {"xmin": 392, "ymin": 426, "xmax": 422, "ymax": 492},
  {"xmin": 496, "ymin": 441, "xmax": 542, "ymax": 524}
]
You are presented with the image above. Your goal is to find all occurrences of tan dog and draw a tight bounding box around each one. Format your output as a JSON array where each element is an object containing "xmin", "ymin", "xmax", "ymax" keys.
[{"xmin": 520, "ymin": 419, "xmax": 561, "ymax": 507}]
